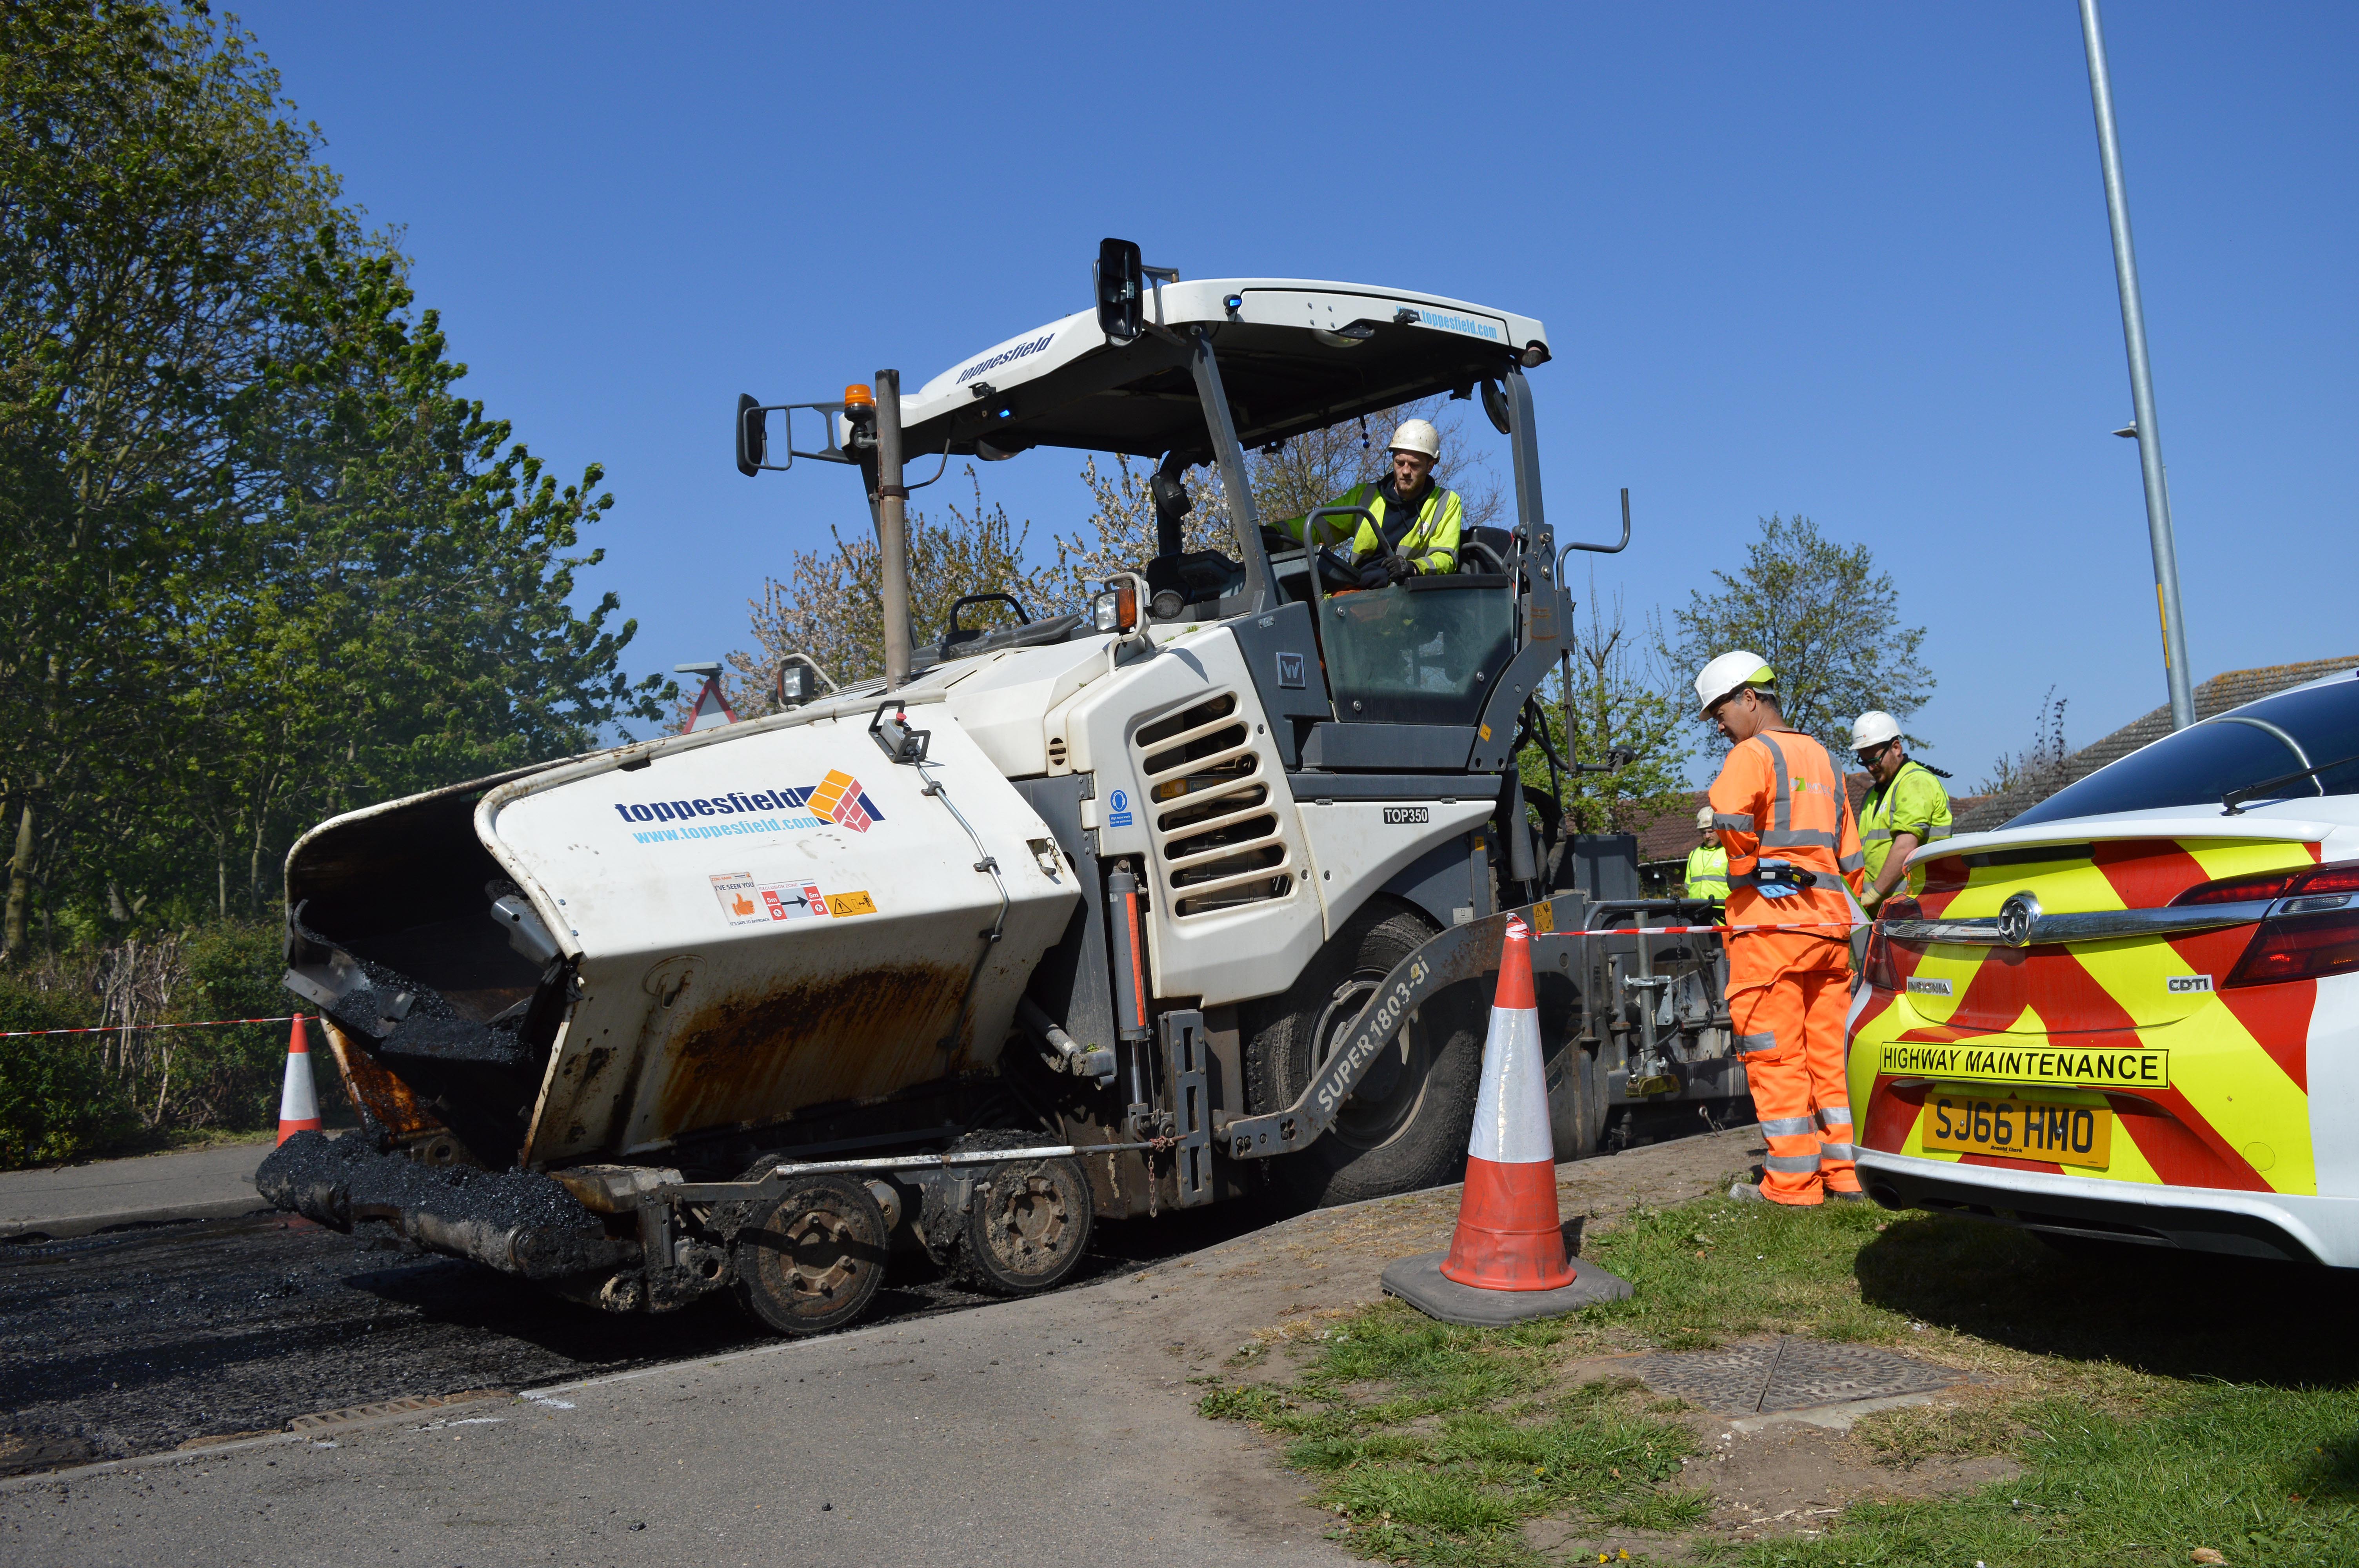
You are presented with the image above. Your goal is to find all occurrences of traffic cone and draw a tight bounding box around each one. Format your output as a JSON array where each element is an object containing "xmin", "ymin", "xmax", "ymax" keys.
[
  {"xmin": 1380, "ymin": 917, "xmax": 1633, "ymax": 1325},
  {"xmin": 1440, "ymin": 918, "xmax": 1574, "ymax": 1290},
  {"xmin": 276, "ymin": 1014, "xmax": 323, "ymax": 1145}
]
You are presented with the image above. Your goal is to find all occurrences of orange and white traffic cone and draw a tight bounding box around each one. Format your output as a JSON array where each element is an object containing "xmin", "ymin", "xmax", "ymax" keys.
[
  {"xmin": 1382, "ymin": 918, "xmax": 1633, "ymax": 1324},
  {"xmin": 1441, "ymin": 918, "xmax": 1574, "ymax": 1290},
  {"xmin": 276, "ymin": 1014, "xmax": 323, "ymax": 1145}
]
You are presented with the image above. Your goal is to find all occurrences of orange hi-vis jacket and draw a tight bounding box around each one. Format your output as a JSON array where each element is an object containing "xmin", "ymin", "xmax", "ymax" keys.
[{"xmin": 1707, "ymin": 728, "xmax": 1866, "ymax": 984}]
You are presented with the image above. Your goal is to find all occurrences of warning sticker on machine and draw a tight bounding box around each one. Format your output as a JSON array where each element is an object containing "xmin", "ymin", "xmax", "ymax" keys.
[
  {"xmin": 824, "ymin": 890, "xmax": 878, "ymax": 918},
  {"xmin": 712, "ymin": 872, "xmax": 830, "ymax": 926}
]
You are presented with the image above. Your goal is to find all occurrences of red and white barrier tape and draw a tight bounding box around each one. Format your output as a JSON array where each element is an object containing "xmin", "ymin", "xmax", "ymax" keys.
[
  {"xmin": 1553, "ymin": 918, "xmax": 1864, "ymax": 938},
  {"xmin": 0, "ymin": 1013, "xmax": 302, "ymax": 1040}
]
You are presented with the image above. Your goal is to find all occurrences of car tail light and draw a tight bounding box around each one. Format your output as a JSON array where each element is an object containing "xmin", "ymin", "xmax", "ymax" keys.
[
  {"xmin": 1860, "ymin": 897, "xmax": 1918, "ymax": 992},
  {"xmin": 2174, "ymin": 869, "xmax": 2301, "ymax": 906},
  {"xmin": 2173, "ymin": 858, "xmax": 2359, "ymax": 907},
  {"xmin": 2212, "ymin": 860, "xmax": 2359, "ymax": 987},
  {"xmin": 1917, "ymin": 857, "xmax": 1968, "ymax": 893},
  {"xmin": 2287, "ymin": 862, "xmax": 2359, "ymax": 898},
  {"xmin": 2229, "ymin": 907, "xmax": 2359, "ymax": 986},
  {"xmin": 1862, "ymin": 926, "xmax": 1900, "ymax": 992}
]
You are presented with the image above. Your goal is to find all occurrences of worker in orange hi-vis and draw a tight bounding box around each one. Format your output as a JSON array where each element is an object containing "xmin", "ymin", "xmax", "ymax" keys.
[{"xmin": 1693, "ymin": 652, "xmax": 1868, "ymax": 1206}]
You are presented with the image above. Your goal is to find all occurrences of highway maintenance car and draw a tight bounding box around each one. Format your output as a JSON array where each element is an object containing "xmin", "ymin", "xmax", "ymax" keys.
[
  {"xmin": 260, "ymin": 241, "xmax": 1748, "ymax": 1334},
  {"xmin": 1850, "ymin": 668, "xmax": 2359, "ymax": 1265}
]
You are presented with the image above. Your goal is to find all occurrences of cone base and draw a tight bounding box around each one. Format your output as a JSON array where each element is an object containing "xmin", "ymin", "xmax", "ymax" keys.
[
  {"xmin": 1383, "ymin": 1251, "xmax": 1633, "ymax": 1326},
  {"xmin": 276, "ymin": 1118, "xmax": 323, "ymax": 1146}
]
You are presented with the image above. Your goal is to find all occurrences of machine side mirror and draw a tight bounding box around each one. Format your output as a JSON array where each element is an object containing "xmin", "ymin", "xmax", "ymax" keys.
[
  {"xmin": 735, "ymin": 394, "xmax": 766, "ymax": 477},
  {"xmin": 1095, "ymin": 237, "xmax": 1144, "ymax": 344},
  {"xmin": 1479, "ymin": 378, "xmax": 1512, "ymax": 437},
  {"xmin": 1149, "ymin": 470, "xmax": 1192, "ymax": 523}
]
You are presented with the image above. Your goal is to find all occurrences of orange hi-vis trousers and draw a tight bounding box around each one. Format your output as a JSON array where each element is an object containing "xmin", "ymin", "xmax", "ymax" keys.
[
  {"xmin": 1708, "ymin": 725, "xmax": 1866, "ymax": 1207},
  {"xmin": 1729, "ymin": 958, "xmax": 1857, "ymax": 1204}
]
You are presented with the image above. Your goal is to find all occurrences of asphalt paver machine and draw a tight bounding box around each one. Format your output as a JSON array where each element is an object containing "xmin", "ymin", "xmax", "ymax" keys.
[{"xmin": 260, "ymin": 241, "xmax": 1752, "ymax": 1334}]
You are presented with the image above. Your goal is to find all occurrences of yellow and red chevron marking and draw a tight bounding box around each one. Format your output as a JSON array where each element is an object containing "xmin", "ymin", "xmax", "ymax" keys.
[
  {"xmin": 1848, "ymin": 835, "xmax": 2324, "ymax": 1195},
  {"xmin": 807, "ymin": 769, "xmax": 874, "ymax": 833}
]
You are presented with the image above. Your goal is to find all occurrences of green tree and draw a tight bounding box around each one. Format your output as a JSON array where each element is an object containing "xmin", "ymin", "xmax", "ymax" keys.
[
  {"xmin": 176, "ymin": 235, "xmax": 667, "ymax": 912},
  {"xmin": 0, "ymin": 0, "xmax": 336, "ymax": 949},
  {"xmin": 2, "ymin": 4, "xmax": 663, "ymax": 939},
  {"xmin": 1655, "ymin": 513, "xmax": 1932, "ymax": 759}
]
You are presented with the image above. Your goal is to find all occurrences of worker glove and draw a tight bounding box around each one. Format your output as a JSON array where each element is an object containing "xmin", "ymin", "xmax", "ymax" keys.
[
  {"xmin": 1383, "ymin": 554, "xmax": 1418, "ymax": 584},
  {"xmin": 1751, "ymin": 859, "xmax": 1813, "ymax": 899}
]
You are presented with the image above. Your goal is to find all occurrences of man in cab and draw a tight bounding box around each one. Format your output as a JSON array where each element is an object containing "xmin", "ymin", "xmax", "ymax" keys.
[{"xmin": 1277, "ymin": 417, "xmax": 1462, "ymax": 587}]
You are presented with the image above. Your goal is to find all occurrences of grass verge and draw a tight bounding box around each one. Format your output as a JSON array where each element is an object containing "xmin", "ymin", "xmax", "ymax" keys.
[
  {"xmin": 1199, "ymin": 1191, "xmax": 2359, "ymax": 1566},
  {"xmin": 1200, "ymin": 1307, "xmax": 1700, "ymax": 1565}
]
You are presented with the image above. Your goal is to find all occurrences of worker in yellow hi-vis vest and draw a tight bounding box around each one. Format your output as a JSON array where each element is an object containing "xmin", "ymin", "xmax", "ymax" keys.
[
  {"xmin": 1274, "ymin": 418, "xmax": 1463, "ymax": 588},
  {"xmin": 1850, "ymin": 711, "xmax": 1953, "ymax": 915},
  {"xmin": 1682, "ymin": 805, "xmax": 1728, "ymax": 907}
]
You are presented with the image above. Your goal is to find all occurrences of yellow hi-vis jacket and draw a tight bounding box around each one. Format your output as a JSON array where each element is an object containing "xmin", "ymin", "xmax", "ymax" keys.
[
  {"xmin": 1683, "ymin": 844, "xmax": 1728, "ymax": 903},
  {"xmin": 1859, "ymin": 759, "xmax": 1953, "ymax": 895},
  {"xmin": 1279, "ymin": 481, "xmax": 1463, "ymax": 575}
]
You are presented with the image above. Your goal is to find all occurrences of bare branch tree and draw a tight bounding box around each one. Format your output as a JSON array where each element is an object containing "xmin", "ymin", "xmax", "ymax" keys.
[{"xmin": 1976, "ymin": 688, "xmax": 2071, "ymax": 799}]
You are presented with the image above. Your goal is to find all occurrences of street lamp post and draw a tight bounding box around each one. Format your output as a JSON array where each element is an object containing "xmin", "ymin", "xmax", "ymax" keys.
[{"xmin": 2080, "ymin": 0, "xmax": 2195, "ymax": 732}]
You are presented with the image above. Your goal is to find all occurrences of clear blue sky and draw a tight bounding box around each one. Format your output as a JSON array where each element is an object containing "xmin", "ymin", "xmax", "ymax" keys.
[{"xmin": 232, "ymin": 1, "xmax": 2357, "ymax": 785}]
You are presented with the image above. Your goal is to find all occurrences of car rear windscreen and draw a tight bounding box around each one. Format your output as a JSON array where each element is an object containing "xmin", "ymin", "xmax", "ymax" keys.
[{"xmin": 2008, "ymin": 675, "xmax": 2359, "ymax": 827}]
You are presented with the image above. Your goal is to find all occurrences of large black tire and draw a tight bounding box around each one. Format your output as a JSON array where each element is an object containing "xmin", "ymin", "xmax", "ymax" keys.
[
  {"xmin": 937, "ymin": 1131, "xmax": 1096, "ymax": 1296},
  {"xmin": 731, "ymin": 1174, "xmax": 889, "ymax": 1336},
  {"xmin": 1245, "ymin": 903, "xmax": 1484, "ymax": 1208}
]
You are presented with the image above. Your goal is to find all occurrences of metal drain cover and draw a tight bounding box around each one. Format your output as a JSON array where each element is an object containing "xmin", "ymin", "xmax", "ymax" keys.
[{"xmin": 1634, "ymin": 1338, "xmax": 1960, "ymax": 1414}]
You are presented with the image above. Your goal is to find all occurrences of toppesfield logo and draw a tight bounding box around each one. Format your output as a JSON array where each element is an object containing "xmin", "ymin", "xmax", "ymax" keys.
[
  {"xmin": 956, "ymin": 330, "xmax": 1057, "ymax": 385},
  {"xmin": 612, "ymin": 769, "xmax": 884, "ymax": 844},
  {"xmin": 1404, "ymin": 309, "xmax": 1500, "ymax": 341},
  {"xmin": 806, "ymin": 770, "xmax": 878, "ymax": 832}
]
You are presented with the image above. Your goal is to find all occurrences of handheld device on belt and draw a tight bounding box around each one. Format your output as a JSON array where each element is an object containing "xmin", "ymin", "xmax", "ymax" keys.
[{"xmin": 1752, "ymin": 862, "xmax": 1819, "ymax": 894}]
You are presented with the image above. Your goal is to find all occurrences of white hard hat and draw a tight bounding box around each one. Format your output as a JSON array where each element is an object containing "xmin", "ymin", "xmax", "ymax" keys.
[
  {"xmin": 1850, "ymin": 711, "xmax": 1902, "ymax": 752},
  {"xmin": 1695, "ymin": 805, "xmax": 1715, "ymax": 833},
  {"xmin": 1694, "ymin": 650, "xmax": 1776, "ymax": 717},
  {"xmin": 1388, "ymin": 418, "xmax": 1441, "ymax": 459}
]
